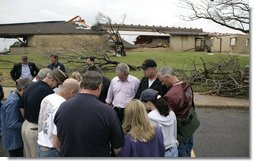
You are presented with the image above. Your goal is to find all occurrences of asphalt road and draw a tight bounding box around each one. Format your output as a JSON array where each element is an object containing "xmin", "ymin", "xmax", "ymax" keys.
[
  {"xmin": 193, "ymin": 107, "xmax": 249, "ymax": 158},
  {"xmin": 0, "ymin": 107, "xmax": 250, "ymax": 157}
]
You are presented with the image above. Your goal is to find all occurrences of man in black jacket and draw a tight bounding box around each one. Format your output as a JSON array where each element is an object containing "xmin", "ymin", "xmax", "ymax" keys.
[
  {"xmin": 10, "ymin": 56, "xmax": 39, "ymax": 83},
  {"xmin": 135, "ymin": 59, "xmax": 168, "ymax": 99}
]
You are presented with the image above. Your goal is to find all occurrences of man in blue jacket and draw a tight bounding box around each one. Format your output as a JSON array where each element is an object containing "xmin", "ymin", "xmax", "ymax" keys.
[
  {"xmin": 47, "ymin": 54, "xmax": 66, "ymax": 73},
  {"xmin": 1, "ymin": 78, "xmax": 32, "ymax": 157}
]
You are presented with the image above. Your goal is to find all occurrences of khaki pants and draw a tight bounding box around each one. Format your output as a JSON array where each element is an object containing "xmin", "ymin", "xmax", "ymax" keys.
[{"xmin": 21, "ymin": 120, "xmax": 38, "ymax": 158}]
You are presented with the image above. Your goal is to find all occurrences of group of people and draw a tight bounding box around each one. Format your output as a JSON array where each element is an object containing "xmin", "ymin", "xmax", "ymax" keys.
[{"xmin": 0, "ymin": 54, "xmax": 200, "ymax": 157}]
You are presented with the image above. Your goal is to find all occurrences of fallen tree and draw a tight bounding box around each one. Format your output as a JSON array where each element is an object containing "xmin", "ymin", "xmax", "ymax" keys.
[
  {"xmin": 177, "ymin": 56, "xmax": 249, "ymax": 98},
  {"xmin": 57, "ymin": 35, "xmax": 138, "ymax": 73}
]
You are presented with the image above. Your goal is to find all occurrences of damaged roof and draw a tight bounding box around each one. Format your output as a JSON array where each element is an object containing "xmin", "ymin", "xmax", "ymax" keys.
[
  {"xmin": 102, "ymin": 23, "xmax": 206, "ymax": 36},
  {"xmin": 0, "ymin": 21, "xmax": 206, "ymax": 38},
  {"xmin": 0, "ymin": 21, "xmax": 104, "ymax": 38}
]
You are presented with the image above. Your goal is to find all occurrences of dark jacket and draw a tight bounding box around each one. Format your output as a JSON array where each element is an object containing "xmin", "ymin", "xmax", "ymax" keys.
[
  {"xmin": 10, "ymin": 62, "xmax": 39, "ymax": 81},
  {"xmin": 47, "ymin": 62, "xmax": 66, "ymax": 73},
  {"xmin": 134, "ymin": 77, "xmax": 168, "ymax": 99},
  {"xmin": 0, "ymin": 84, "xmax": 4, "ymax": 101},
  {"xmin": 98, "ymin": 76, "xmax": 111, "ymax": 103}
]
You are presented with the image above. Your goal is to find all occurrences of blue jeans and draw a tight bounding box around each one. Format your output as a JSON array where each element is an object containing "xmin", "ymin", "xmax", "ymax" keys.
[
  {"xmin": 165, "ymin": 145, "xmax": 178, "ymax": 157},
  {"xmin": 38, "ymin": 145, "xmax": 58, "ymax": 157},
  {"xmin": 178, "ymin": 136, "xmax": 193, "ymax": 157}
]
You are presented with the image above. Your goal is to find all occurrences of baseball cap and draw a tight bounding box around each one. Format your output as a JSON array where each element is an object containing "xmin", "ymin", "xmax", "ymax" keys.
[
  {"xmin": 140, "ymin": 59, "xmax": 157, "ymax": 70},
  {"xmin": 140, "ymin": 89, "xmax": 159, "ymax": 102},
  {"xmin": 51, "ymin": 68, "xmax": 68, "ymax": 84}
]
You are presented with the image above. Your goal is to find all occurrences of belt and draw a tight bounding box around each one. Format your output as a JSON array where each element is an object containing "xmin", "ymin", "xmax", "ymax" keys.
[
  {"xmin": 113, "ymin": 107, "xmax": 124, "ymax": 111},
  {"xmin": 165, "ymin": 144, "xmax": 177, "ymax": 152},
  {"xmin": 30, "ymin": 127, "xmax": 38, "ymax": 130},
  {"xmin": 39, "ymin": 145, "xmax": 56, "ymax": 151},
  {"xmin": 165, "ymin": 147, "xmax": 173, "ymax": 152}
]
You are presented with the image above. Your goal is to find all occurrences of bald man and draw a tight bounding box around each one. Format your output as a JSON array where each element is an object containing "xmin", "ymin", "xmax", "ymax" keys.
[{"xmin": 37, "ymin": 78, "xmax": 80, "ymax": 157}]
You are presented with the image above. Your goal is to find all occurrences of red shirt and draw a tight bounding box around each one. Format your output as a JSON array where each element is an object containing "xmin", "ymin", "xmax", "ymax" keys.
[{"xmin": 163, "ymin": 81, "xmax": 193, "ymax": 119}]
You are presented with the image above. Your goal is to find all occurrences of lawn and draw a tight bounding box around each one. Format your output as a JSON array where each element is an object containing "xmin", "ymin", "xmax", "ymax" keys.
[
  {"xmin": 0, "ymin": 51, "xmax": 249, "ymax": 92},
  {"xmin": 104, "ymin": 51, "xmax": 249, "ymax": 80}
]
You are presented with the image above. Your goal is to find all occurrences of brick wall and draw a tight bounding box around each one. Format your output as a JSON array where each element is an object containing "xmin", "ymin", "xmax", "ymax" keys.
[{"xmin": 11, "ymin": 34, "xmax": 106, "ymax": 55}]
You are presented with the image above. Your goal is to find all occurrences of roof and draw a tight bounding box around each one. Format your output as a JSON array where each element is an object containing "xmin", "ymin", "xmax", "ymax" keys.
[
  {"xmin": 206, "ymin": 32, "xmax": 248, "ymax": 37},
  {"xmin": 119, "ymin": 31, "xmax": 170, "ymax": 36},
  {"xmin": 0, "ymin": 21, "xmax": 104, "ymax": 38},
  {"xmin": 170, "ymin": 32, "xmax": 207, "ymax": 36},
  {"xmin": 102, "ymin": 23, "xmax": 205, "ymax": 36},
  {"xmin": 0, "ymin": 21, "xmax": 206, "ymax": 38}
]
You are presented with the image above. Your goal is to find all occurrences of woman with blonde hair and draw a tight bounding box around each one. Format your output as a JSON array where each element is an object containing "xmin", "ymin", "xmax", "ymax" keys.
[
  {"xmin": 117, "ymin": 99, "xmax": 165, "ymax": 157},
  {"xmin": 71, "ymin": 71, "xmax": 82, "ymax": 83}
]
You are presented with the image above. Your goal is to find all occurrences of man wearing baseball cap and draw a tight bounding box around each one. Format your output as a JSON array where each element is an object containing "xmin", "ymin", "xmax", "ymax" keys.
[
  {"xmin": 21, "ymin": 68, "xmax": 67, "ymax": 157},
  {"xmin": 135, "ymin": 59, "xmax": 168, "ymax": 99}
]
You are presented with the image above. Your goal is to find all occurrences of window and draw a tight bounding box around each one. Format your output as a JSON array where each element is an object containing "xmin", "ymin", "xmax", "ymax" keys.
[
  {"xmin": 210, "ymin": 38, "xmax": 214, "ymax": 46},
  {"xmin": 246, "ymin": 38, "xmax": 249, "ymax": 47},
  {"xmin": 230, "ymin": 37, "xmax": 237, "ymax": 46},
  {"xmin": 196, "ymin": 39, "xmax": 201, "ymax": 46}
]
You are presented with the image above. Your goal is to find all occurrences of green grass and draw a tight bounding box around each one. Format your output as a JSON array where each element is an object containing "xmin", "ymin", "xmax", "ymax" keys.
[
  {"xmin": 106, "ymin": 51, "xmax": 249, "ymax": 80},
  {"xmin": 113, "ymin": 51, "xmax": 249, "ymax": 69},
  {"xmin": 0, "ymin": 51, "xmax": 249, "ymax": 90}
]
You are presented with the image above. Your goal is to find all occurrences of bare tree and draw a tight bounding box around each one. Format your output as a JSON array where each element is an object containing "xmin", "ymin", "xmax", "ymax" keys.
[
  {"xmin": 51, "ymin": 15, "xmax": 137, "ymax": 73},
  {"xmin": 58, "ymin": 35, "xmax": 137, "ymax": 72},
  {"xmin": 179, "ymin": 0, "xmax": 249, "ymax": 33},
  {"xmin": 96, "ymin": 12, "xmax": 127, "ymax": 56}
]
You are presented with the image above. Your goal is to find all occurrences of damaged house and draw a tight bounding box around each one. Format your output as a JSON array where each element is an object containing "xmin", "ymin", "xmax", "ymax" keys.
[
  {"xmin": 2, "ymin": 18, "xmax": 245, "ymax": 55},
  {"xmin": 102, "ymin": 24, "xmax": 209, "ymax": 52},
  {"xmin": 0, "ymin": 17, "xmax": 106, "ymax": 55},
  {"xmin": 208, "ymin": 33, "xmax": 249, "ymax": 54}
]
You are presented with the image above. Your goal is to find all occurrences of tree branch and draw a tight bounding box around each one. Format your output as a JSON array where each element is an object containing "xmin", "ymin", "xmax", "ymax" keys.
[{"xmin": 179, "ymin": 0, "xmax": 249, "ymax": 33}]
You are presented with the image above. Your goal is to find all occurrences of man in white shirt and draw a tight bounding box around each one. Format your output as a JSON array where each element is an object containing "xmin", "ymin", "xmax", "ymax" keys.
[
  {"xmin": 106, "ymin": 63, "xmax": 140, "ymax": 124},
  {"xmin": 37, "ymin": 78, "xmax": 80, "ymax": 157},
  {"xmin": 10, "ymin": 56, "xmax": 39, "ymax": 84}
]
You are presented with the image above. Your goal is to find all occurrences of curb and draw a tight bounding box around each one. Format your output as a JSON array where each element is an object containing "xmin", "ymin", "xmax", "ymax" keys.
[
  {"xmin": 194, "ymin": 93, "xmax": 249, "ymax": 109},
  {"xmin": 195, "ymin": 104, "xmax": 249, "ymax": 110}
]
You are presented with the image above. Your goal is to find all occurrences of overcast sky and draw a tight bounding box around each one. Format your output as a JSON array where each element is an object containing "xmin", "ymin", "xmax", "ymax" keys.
[{"xmin": 0, "ymin": 0, "xmax": 252, "ymax": 51}]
